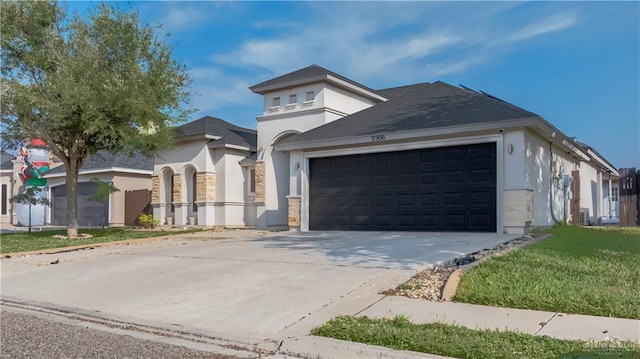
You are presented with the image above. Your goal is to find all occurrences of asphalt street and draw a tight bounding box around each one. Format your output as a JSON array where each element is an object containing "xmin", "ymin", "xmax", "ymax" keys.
[{"xmin": 0, "ymin": 310, "xmax": 242, "ymax": 359}]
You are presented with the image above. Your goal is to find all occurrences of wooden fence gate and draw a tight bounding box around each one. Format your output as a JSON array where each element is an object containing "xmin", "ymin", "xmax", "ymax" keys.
[
  {"xmin": 124, "ymin": 189, "xmax": 152, "ymax": 226},
  {"xmin": 619, "ymin": 168, "xmax": 639, "ymax": 227}
]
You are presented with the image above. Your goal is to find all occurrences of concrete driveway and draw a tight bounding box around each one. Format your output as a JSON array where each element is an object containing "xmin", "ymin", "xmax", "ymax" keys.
[{"xmin": 1, "ymin": 230, "xmax": 516, "ymax": 344}]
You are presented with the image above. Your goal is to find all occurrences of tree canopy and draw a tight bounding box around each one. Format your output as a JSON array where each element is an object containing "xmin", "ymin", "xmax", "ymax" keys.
[{"xmin": 1, "ymin": 1, "xmax": 192, "ymax": 237}]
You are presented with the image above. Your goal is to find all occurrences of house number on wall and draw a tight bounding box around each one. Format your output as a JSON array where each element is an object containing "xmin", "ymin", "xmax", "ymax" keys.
[{"xmin": 371, "ymin": 134, "xmax": 386, "ymax": 142}]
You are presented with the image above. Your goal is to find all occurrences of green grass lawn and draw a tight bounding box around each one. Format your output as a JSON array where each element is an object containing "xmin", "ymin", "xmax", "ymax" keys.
[
  {"xmin": 312, "ymin": 316, "xmax": 640, "ymax": 359},
  {"xmin": 0, "ymin": 227, "xmax": 199, "ymax": 254},
  {"xmin": 454, "ymin": 226, "xmax": 640, "ymax": 319}
]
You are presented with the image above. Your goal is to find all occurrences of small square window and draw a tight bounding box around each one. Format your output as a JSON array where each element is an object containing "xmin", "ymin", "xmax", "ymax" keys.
[
  {"xmin": 306, "ymin": 91, "xmax": 315, "ymax": 102},
  {"xmin": 272, "ymin": 97, "xmax": 280, "ymax": 107},
  {"xmin": 289, "ymin": 94, "xmax": 297, "ymax": 104}
]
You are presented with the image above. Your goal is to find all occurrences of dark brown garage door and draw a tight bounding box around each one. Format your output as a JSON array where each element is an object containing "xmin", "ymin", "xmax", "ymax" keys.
[{"xmin": 309, "ymin": 142, "xmax": 496, "ymax": 232}]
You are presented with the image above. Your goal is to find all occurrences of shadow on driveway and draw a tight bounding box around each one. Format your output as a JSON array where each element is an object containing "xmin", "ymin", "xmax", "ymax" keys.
[{"xmin": 253, "ymin": 231, "xmax": 518, "ymax": 271}]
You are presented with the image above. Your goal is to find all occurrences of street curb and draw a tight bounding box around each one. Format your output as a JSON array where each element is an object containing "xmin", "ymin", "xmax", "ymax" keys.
[
  {"xmin": 441, "ymin": 233, "xmax": 553, "ymax": 301},
  {"xmin": 1, "ymin": 297, "xmax": 278, "ymax": 357},
  {"xmin": 0, "ymin": 230, "xmax": 221, "ymax": 258}
]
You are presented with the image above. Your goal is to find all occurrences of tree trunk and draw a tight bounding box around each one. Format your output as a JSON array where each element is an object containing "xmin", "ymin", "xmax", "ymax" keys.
[
  {"xmin": 65, "ymin": 156, "xmax": 81, "ymax": 238},
  {"xmin": 28, "ymin": 204, "xmax": 32, "ymax": 234}
]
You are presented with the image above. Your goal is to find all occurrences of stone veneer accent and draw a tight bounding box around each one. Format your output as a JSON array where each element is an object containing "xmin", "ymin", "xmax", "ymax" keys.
[
  {"xmin": 288, "ymin": 197, "xmax": 301, "ymax": 227},
  {"xmin": 196, "ymin": 173, "xmax": 216, "ymax": 202},
  {"xmin": 255, "ymin": 162, "xmax": 265, "ymax": 202},
  {"xmin": 504, "ymin": 189, "xmax": 533, "ymax": 227},
  {"xmin": 151, "ymin": 176, "xmax": 160, "ymax": 203},
  {"xmin": 172, "ymin": 174, "xmax": 182, "ymax": 203}
]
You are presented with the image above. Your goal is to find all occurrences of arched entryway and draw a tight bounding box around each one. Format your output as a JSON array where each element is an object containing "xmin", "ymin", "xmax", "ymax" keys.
[
  {"xmin": 265, "ymin": 131, "xmax": 299, "ymax": 227},
  {"xmin": 161, "ymin": 167, "xmax": 174, "ymax": 223},
  {"xmin": 184, "ymin": 165, "xmax": 198, "ymax": 224}
]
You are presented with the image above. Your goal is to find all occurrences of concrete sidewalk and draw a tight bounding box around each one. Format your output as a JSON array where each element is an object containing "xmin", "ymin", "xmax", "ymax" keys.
[{"xmin": 359, "ymin": 296, "xmax": 640, "ymax": 343}]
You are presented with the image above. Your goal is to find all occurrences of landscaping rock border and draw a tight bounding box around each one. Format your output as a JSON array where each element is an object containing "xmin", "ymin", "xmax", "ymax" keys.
[{"xmin": 382, "ymin": 233, "xmax": 551, "ymax": 302}]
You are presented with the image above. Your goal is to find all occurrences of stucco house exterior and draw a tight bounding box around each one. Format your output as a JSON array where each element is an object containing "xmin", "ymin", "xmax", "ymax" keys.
[
  {"xmin": 43, "ymin": 151, "xmax": 153, "ymax": 227},
  {"xmin": 0, "ymin": 151, "xmax": 15, "ymax": 226},
  {"xmin": 151, "ymin": 116, "xmax": 257, "ymax": 227},
  {"xmin": 153, "ymin": 65, "xmax": 619, "ymax": 234}
]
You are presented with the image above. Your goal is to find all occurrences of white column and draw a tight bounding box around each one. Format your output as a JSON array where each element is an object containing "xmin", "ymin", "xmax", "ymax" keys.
[
  {"xmin": 608, "ymin": 178, "xmax": 612, "ymax": 218},
  {"xmin": 596, "ymin": 172, "xmax": 603, "ymax": 222}
]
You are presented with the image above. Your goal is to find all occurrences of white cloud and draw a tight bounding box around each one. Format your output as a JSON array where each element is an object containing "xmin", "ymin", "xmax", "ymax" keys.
[
  {"xmin": 194, "ymin": 2, "xmax": 583, "ymax": 103},
  {"xmin": 188, "ymin": 66, "xmax": 255, "ymax": 115},
  {"xmin": 505, "ymin": 13, "xmax": 579, "ymax": 43},
  {"xmin": 140, "ymin": 2, "xmax": 228, "ymax": 33},
  {"xmin": 423, "ymin": 58, "xmax": 481, "ymax": 78}
]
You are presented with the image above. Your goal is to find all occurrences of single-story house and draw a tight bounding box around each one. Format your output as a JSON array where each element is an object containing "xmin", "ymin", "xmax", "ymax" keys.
[
  {"xmin": 0, "ymin": 151, "xmax": 15, "ymax": 226},
  {"xmin": 152, "ymin": 64, "xmax": 618, "ymax": 233},
  {"xmin": 43, "ymin": 151, "xmax": 153, "ymax": 226},
  {"xmin": 151, "ymin": 116, "xmax": 257, "ymax": 227}
]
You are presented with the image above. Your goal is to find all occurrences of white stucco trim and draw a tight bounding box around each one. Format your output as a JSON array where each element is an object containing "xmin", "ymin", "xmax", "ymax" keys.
[
  {"xmin": 207, "ymin": 142, "xmax": 252, "ymax": 151},
  {"xmin": 44, "ymin": 167, "xmax": 153, "ymax": 178},
  {"xmin": 257, "ymin": 106, "xmax": 347, "ymax": 122},
  {"xmin": 251, "ymin": 74, "xmax": 386, "ymax": 102},
  {"xmin": 299, "ymin": 134, "xmax": 504, "ymax": 232}
]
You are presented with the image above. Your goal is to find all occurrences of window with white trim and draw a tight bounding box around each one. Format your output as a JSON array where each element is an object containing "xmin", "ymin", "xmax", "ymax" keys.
[
  {"xmin": 305, "ymin": 91, "xmax": 315, "ymax": 102},
  {"xmin": 272, "ymin": 97, "xmax": 280, "ymax": 107},
  {"xmin": 611, "ymin": 186, "xmax": 619, "ymax": 202},
  {"xmin": 288, "ymin": 94, "xmax": 297, "ymax": 104}
]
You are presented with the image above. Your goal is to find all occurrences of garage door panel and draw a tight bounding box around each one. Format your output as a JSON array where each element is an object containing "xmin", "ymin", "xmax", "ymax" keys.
[
  {"xmin": 444, "ymin": 214, "xmax": 465, "ymax": 227},
  {"xmin": 309, "ymin": 143, "xmax": 496, "ymax": 231},
  {"xmin": 52, "ymin": 182, "xmax": 108, "ymax": 226}
]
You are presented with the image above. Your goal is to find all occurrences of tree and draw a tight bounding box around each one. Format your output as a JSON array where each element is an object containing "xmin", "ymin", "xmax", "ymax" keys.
[
  {"xmin": 10, "ymin": 187, "xmax": 51, "ymax": 234},
  {"xmin": 1, "ymin": 1, "xmax": 192, "ymax": 237}
]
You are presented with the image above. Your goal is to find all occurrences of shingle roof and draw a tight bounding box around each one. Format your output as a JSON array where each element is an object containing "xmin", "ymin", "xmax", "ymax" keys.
[
  {"xmin": 46, "ymin": 151, "xmax": 152, "ymax": 176},
  {"xmin": 177, "ymin": 116, "xmax": 257, "ymax": 149},
  {"xmin": 279, "ymin": 81, "xmax": 539, "ymax": 147},
  {"xmin": 249, "ymin": 64, "xmax": 386, "ymax": 99},
  {"xmin": 1, "ymin": 151, "xmax": 15, "ymax": 170},
  {"xmin": 376, "ymin": 83, "xmax": 431, "ymax": 99},
  {"xmin": 574, "ymin": 140, "xmax": 617, "ymax": 171}
]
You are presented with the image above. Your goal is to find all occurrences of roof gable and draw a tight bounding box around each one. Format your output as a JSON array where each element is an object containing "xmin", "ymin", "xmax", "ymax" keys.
[
  {"xmin": 1, "ymin": 151, "xmax": 15, "ymax": 170},
  {"xmin": 249, "ymin": 64, "xmax": 386, "ymax": 101},
  {"xmin": 177, "ymin": 116, "xmax": 257, "ymax": 149}
]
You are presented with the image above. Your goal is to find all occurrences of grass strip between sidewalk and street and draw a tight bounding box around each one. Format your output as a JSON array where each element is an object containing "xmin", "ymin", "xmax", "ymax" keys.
[
  {"xmin": 0, "ymin": 227, "xmax": 200, "ymax": 254},
  {"xmin": 454, "ymin": 226, "xmax": 640, "ymax": 319},
  {"xmin": 312, "ymin": 316, "xmax": 640, "ymax": 359}
]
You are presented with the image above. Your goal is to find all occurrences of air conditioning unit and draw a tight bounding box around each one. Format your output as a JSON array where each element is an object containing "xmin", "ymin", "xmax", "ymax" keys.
[{"xmin": 579, "ymin": 208, "xmax": 590, "ymax": 226}]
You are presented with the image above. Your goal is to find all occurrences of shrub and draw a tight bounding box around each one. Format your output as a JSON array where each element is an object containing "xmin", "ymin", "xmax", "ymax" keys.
[{"xmin": 137, "ymin": 213, "xmax": 159, "ymax": 229}]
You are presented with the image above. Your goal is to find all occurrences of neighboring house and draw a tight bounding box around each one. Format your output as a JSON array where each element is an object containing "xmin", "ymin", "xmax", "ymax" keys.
[
  {"xmin": 153, "ymin": 64, "xmax": 619, "ymax": 233},
  {"xmin": 151, "ymin": 116, "xmax": 257, "ymax": 227},
  {"xmin": 44, "ymin": 151, "xmax": 153, "ymax": 226},
  {"xmin": 574, "ymin": 141, "xmax": 619, "ymax": 224},
  {"xmin": 0, "ymin": 151, "xmax": 15, "ymax": 226}
]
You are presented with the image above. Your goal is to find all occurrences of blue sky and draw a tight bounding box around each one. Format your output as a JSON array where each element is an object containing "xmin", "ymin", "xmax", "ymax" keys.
[{"xmin": 70, "ymin": 1, "xmax": 639, "ymax": 168}]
